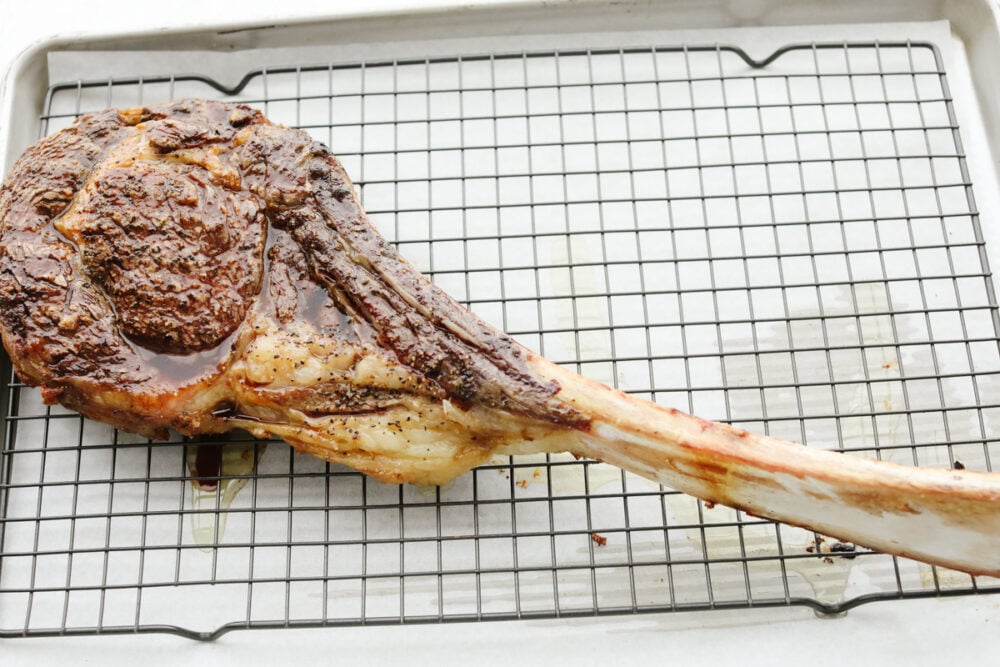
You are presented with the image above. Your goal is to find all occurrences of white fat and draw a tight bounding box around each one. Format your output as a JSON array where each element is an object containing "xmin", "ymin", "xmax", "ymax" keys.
[
  {"xmin": 353, "ymin": 354, "xmax": 412, "ymax": 389},
  {"xmin": 242, "ymin": 329, "xmax": 356, "ymax": 387}
]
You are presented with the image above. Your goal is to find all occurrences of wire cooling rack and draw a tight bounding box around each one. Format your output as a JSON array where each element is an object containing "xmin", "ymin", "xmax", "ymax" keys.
[{"xmin": 3, "ymin": 41, "xmax": 1000, "ymax": 640}]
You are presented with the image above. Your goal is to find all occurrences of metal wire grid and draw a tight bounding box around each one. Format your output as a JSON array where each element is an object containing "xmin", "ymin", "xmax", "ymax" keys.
[{"xmin": 2, "ymin": 41, "xmax": 1000, "ymax": 640}]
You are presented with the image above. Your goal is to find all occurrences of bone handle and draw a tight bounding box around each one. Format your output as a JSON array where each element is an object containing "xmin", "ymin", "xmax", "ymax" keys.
[{"xmin": 531, "ymin": 355, "xmax": 1000, "ymax": 577}]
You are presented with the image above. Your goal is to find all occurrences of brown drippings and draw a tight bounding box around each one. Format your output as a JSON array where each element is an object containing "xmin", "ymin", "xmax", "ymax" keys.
[{"xmin": 191, "ymin": 442, "xmax": 223, "ymax": 491}]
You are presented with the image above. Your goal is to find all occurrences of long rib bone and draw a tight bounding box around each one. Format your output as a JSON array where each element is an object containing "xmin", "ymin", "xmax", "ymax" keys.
[{"xmin": 220, "ymin": 318, "xmax": 1000, "ymax": 578}]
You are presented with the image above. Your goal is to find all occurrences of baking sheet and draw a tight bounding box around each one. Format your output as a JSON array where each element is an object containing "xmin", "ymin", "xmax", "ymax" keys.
[{"xmin": 3, "ymin": 9, "xmax": 1000, "ymax": 645}]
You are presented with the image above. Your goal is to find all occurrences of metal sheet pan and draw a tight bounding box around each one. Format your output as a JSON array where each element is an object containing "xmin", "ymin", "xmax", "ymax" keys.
[{"xmin": 2, "ymin": 1, "xmax": 1000, "ymax": 642}]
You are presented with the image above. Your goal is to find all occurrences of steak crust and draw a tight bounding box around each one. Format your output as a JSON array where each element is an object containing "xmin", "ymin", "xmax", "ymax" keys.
[{"xmin": 0, "ymin": 99, "xmax": 579, "ymax": 440}]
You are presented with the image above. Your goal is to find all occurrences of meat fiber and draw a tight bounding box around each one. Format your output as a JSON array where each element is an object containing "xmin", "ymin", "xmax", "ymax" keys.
[{"xmin": 2, "ymin": 99, "xmax": 999, "ymax": 577}]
